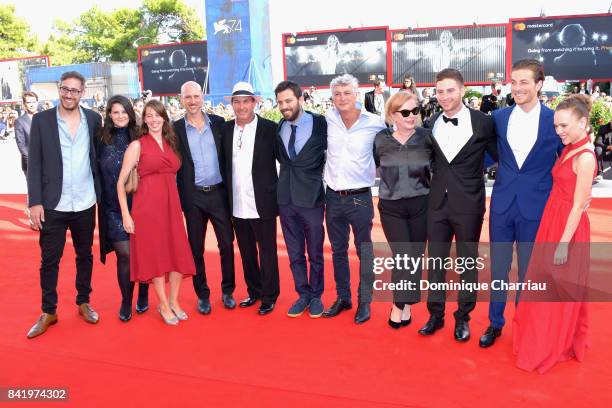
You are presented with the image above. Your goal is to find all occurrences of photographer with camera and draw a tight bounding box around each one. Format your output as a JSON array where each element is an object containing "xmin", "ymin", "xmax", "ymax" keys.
[
  {"xmin": 420, "ymin": 88, "xmax": 441, "ymax": 128},
  {"xmin": 480, "ymin": 84, "xmax": 501, "ymax": 115}
]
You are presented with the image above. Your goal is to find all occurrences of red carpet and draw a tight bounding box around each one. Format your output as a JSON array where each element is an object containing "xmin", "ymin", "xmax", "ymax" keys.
[{"xmin": 1, "ymin": 194, "xmax": 611, "ymax": 407}]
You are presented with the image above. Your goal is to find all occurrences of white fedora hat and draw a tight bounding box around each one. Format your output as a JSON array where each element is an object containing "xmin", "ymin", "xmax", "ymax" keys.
[{"xmin": 224, "ymin": 81, "xmax": 262, "ymax": 101}]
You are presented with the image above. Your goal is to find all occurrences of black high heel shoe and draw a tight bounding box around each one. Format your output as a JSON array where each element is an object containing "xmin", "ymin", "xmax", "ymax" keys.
[
  {"xmin": 119, "ymin": 302, "xmax": 132, "ymax": 322},
  {"xmin": 388, "ymin": 309, "xmax": 402, "ymax": 329}
]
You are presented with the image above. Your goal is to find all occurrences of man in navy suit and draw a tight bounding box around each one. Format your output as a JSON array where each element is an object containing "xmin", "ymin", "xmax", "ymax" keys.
[
  {"xmin": 274, "ymin": 81, "xmax": 327, "ymax": 318},
  {"xmin": 479, "ymin": 59, "xmax": 564, "ymax": 348}
]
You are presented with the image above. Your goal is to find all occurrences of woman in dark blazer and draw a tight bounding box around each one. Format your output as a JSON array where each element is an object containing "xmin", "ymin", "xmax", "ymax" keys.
[
  {"xmin": 96, "ymin": 95, "xmax": 149, "ymax": 321},
  {"xmin": 374, "ymin": 91, "xmax": 433, "ymax": 329}
]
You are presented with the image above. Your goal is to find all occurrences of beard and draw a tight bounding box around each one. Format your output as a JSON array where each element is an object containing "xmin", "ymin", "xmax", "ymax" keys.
[{"xmin": 283, "ymin": 107, "xmax": 300, "ymax": 122}]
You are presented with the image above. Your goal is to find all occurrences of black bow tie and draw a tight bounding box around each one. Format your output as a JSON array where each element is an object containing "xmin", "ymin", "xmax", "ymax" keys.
[{"xmin": 443, "ymin": 116, "xmax": 458, "ymax": 126}]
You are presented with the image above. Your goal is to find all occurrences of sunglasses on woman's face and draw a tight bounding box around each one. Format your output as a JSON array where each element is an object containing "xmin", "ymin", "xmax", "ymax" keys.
[{"xmin": 395, "ymin": 107, "xmax": 420, "ymax": 117}]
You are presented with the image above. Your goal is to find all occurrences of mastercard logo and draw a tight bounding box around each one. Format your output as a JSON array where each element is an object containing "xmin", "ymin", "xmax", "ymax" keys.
[
  {"xmin": 514, "ymin": 23, "xmax": 526, "ymax": 31},
  {"xmin": 393, "ymin": 33, "xmax": 405, "ymax": 41},
  {"xmin": 286, "ymin": 37, "xmax": 296, "ymax": 45}
]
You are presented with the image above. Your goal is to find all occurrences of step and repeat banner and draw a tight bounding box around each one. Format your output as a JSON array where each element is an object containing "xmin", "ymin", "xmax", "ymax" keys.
[
  {"xmin": 391, "ymin": 24, "xmax": 506, "ymax": 86},
  {"xmin": 137, "ymin": 41, "xmax": 208, "ymax": 96},
  {"xmin": 510, "ymin": 13, "xmax": 612, "ymax": 81},
  {"xmin": 282, "ymin": 27, "xmax": 389, "ymax": 87}
]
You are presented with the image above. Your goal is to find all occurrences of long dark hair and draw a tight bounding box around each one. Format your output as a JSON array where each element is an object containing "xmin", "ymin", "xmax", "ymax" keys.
[
  {"xmin": 99, "ymin": 95, "xmax": 139, "ymax": 144},
  {"xmin": 138, "ymin": 99, "xmax": 181, "ymax": 161}
]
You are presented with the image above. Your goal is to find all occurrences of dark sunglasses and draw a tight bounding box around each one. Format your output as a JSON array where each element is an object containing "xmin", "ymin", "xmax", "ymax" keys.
[{"xmin": 395, "ymin": 107, "xmax": 420, "ymax": 117}]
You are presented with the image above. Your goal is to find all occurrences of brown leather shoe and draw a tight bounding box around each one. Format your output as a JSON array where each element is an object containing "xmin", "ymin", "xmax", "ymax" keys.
[
  {"xmin": 78, "ymin": 303, "xmax": 99, "ymax": 324},
  {"xmin": 26, "ymin": 313, "xmax": 58, "ymax": 339}
]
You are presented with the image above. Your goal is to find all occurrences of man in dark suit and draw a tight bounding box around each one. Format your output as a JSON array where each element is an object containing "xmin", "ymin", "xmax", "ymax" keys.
[
  {"xmin": 274, "ymin": 80, "xmax": 327, "ymax": 318},
  {"xmin": 418, "ymin": 68, "xmax": 497, "ymax": 342},
  {"xmin": 364, "ymin": 80, "xmax": 388, "ymax": 117},
  {"xmin": 26, "ymin": 71, "xmax": 102, "ymax": 338},
  {"xmin": 14, "ymin": 91, "xmax": 38, "ymax": 175},
  {"xmin": 175, "ymin": 81, "xmax": 236, "ymax": 315},
  {"xmin": 222, "ymin": 82, "xmax": 280, "ymax": 315},
  {"xmin": 480, "ymin": 59, "xmax": 564, "ymax": 348}
]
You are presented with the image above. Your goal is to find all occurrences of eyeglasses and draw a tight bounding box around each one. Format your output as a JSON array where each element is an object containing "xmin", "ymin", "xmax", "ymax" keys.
[
  {"xmin": 59, "ymin": 86, "xmax": 82, "ymax": 96},
  {"xmin": 395, "ymin": 107, "xmax": 420, "ymax": 117}
]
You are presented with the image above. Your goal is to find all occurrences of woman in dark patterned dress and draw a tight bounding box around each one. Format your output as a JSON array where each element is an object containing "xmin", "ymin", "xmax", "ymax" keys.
[{"xmin": 97, "ymin": 95, "xmax": 149, "ymax": 322}]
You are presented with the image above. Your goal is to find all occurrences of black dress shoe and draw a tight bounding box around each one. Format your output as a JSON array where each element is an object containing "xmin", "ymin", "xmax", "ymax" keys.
[
  {"xmin": 401, "ymin": 317, "xmax": 412, "ymax": 326},
  {"xmin": 258, "ymin": 302, "xmax": 275, "ymax": 315},
  {"xmin": 119, "ymin": 303, "xmax": 132, "ymax": 322},
  {"xmin": 479, "ymin": 326, "xmax": 502, "ymax": 348},
  {"xmin": 454, "ymin": 320, "xmax": 471, "ymax": 342},
  {"xmin": 354, "ymin": 303, "xmax": 370, "ymax": 324},
  {"xmin": 418, "ymin": 317, "xmax": 445, "ymax": 336},
  {"xmin": 222, "ymin": 294, "xmax": 236, "ymax": 309},
  {"xmin": 198, "ymin": 298, "xmax": 211, "ymax": 315},
  {"xmin": 239, "ymin": 297, "xmax": 259, "ymax": 308},
  {"xmin": 322, "ymin": 298, "xmax": 352, "ymax": 318}
]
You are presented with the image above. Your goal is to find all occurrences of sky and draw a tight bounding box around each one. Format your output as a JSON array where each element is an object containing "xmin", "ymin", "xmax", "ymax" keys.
[{"xmin": 5, "ymin": 0, "xmax": 612, "ymax": 84}]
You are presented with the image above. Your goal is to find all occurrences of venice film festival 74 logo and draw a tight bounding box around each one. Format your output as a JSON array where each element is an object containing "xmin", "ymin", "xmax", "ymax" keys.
[{"xmin": 213, "ymin": 18, "xmax": 243, "ymax": 35}]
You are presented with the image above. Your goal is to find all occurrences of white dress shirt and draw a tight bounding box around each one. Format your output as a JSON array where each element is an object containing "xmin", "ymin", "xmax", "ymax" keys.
[
  {"xmin": 432, "ymin": 104, "xmax": 473, "ymax": 163},
  {"xmin": 232, "ymin": 115, "xmax": 259, "ymax": 219},
  {"xmin": 507, "ymin": 103, "xmax": 540, "ymax": 169},
  {"xmin": 324, "ymin": 107, "xmax": 386, "ymax": 190},
  {"xmin": 374, "ymin": 93, "xmax": 385, "ymax": 117}
]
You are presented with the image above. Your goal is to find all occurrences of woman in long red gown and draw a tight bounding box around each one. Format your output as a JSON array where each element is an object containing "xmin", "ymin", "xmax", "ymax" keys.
[
  {"xmin": 513, "ymin": 94, "xmax": 597, "ymax": 373},
  {"xmin": 117, "ymin": 100, "xmax": 195, "ymax": 326}
]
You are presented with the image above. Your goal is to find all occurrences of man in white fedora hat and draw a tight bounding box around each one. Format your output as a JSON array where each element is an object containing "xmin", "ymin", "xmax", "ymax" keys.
[{"xmin": 221, "ymin": 82, "xmax": 280, "ymax": 315}]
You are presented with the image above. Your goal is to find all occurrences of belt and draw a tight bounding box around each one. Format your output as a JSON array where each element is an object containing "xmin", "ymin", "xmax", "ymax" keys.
[
  {"xmin": 327, "ymin": 186, "xmax": 370, "ymax": 196},
  {"xmin": 195, "ymin": 183, "xmax": 223, "ymax": 192}
]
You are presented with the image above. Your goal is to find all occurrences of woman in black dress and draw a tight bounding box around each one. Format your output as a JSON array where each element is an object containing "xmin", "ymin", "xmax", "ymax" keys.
[
  {"xmin": 374, "ymin": 91, "xmax": 433, "ymax": 329},
  {"xmin": 97, "ymin": 95, "xmax": 149, "ymax": 321}
]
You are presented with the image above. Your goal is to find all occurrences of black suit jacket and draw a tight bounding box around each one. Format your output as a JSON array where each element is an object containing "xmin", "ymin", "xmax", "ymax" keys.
[
  {"xmin": 275, "ymin": 111, "xmax": 327, "ymax": 208},
  {"xmin": 222, "ymin": 115, "xmax": 278, "ymax": 220},
  {"xmin": 364, "ymin": 90, "xmax": 388, "ymax": 115},
  {"xmin": 14, "ymin": 113, "xmax": 31, "ymax": 171},
  {"xmin": 174, "ymin": 113, "xmax": 227, "ymax": 212},
  {"xmin": 27, "ymin": 107, "xmax": 102, "ymax": 209},
  {"xmin": 428, "ymin": 108, "xmax": 497, "ymax": 215}
]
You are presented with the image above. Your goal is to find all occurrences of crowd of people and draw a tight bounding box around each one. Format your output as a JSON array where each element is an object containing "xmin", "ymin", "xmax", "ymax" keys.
[{"xmin": 15, "ymin": 57, "xmax": 600, "ymax": 374}]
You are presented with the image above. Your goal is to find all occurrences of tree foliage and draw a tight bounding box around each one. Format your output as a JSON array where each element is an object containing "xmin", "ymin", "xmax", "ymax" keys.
[
  {"xmin": 41, "ymin": 0, "xmax": 205, "ymax": 64},
  {"xmin": 0, "ymin": 4, "xmax": 39, "ymax": 59}
]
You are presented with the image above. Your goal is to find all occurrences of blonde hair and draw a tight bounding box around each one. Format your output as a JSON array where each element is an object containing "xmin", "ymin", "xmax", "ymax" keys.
[{"xmin": 385, "ymin": 91, "xmax": 418, "ymax": 124}]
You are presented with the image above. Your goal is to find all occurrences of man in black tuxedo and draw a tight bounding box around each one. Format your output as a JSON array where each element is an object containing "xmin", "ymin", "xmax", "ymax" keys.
[
  {"xmin": 175, "ymin": 81, "xmax": 236, "ymax": 315},
  {"xmin": 26, "ymin": 71, "xmax": 102, "ymax": 338},
  {"xmin": 274, "ymin": 80, "xmax": 327, "ymax": 318},
  {"xmin": 14, "ymin": 91, "xmax": 38, "ymax": 176},
  {"xmin": 418, "ymin": 68, "xmax": 497, "ymax": 341},
  {"xmin": 222, "ymin": 82, "xmax": 280, "ymax": 315},
  {"xmin": 364, "ymin": 80, "xmax": 388, "ymax": 118}
]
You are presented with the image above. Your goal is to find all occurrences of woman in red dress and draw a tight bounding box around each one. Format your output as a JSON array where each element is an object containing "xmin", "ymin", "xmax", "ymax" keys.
[
  {"xmin": 513, "ymin": 94, "xmax": 597, "ymax": 373},
  {"xmin": 117, "ymin": 100, "xmax": 195, "ymax": 325}
]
